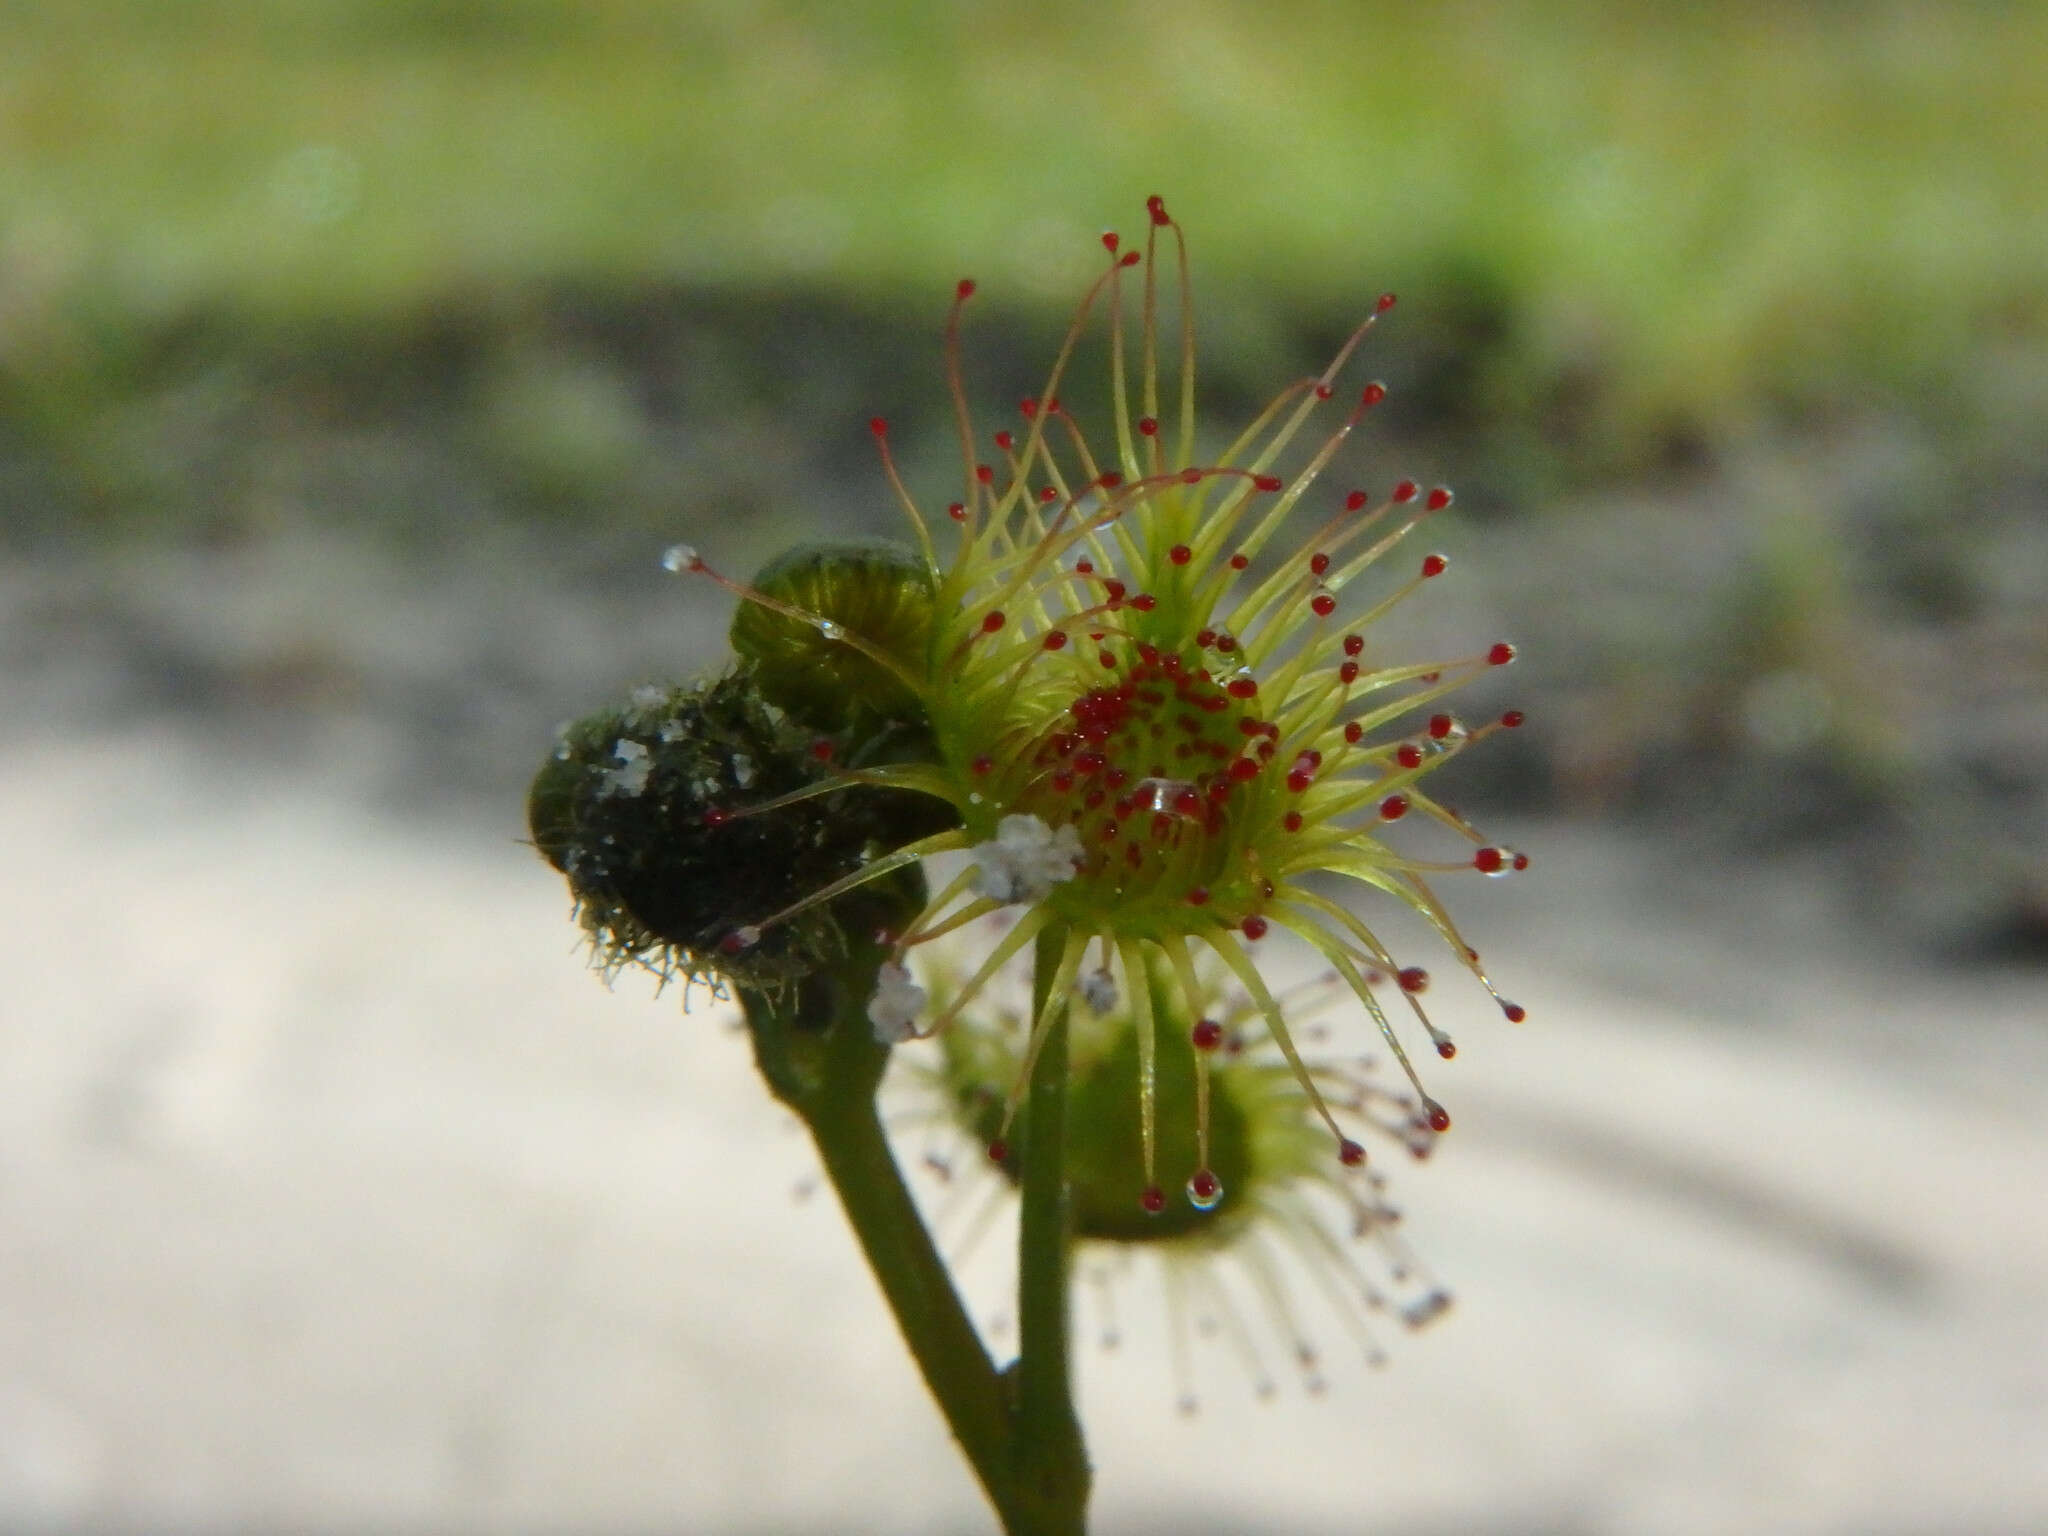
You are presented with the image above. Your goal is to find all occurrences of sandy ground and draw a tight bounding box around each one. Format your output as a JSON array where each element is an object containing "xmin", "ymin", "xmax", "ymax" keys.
[{"xmin": 2, "ymin": 723, "xmax": 2045, "ymax": 1536}]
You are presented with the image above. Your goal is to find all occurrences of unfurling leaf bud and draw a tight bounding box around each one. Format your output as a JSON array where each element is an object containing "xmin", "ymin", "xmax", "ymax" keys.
[{"xmin": 728, "ymin": 539, "xmax": 934, "ymax": 734}]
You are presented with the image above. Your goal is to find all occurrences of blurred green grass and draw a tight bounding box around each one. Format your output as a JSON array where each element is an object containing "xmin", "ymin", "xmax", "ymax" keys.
[
  {"xmin": 4, "ymin": 2, "xmax": 2042, "ymax": 946},
  {"xmin": 4, "ymin": 0, "xmax": 2046, "ymax": 477}
]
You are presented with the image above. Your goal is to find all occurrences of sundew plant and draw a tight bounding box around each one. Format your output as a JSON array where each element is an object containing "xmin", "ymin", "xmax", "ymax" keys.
[{"xmin": 530, "ymin": 197, "xmax": 1528, "ymax": 1535}]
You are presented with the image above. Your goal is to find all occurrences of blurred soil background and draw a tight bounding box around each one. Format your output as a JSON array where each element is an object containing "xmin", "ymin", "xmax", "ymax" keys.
[{"xmin": 2, "ymin": 2, "xmax": 2046, "ymax": 1532}]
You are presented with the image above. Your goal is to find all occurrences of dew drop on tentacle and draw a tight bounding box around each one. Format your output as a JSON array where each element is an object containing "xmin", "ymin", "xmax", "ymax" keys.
[
  {"xmin": 1187, "ymin": 1169, "xmax": 1224, "ymax": 1210},
  {"xmin": 661, "ymin": 543, "xmax": 702, "ymax": 573},
  {"xmin": 1401, "ymin": 1290, "xmax": 1454, "ymax": 1329},
  {"xmin": 1474, "ymin": 846, "xmax": 1523, "ymax": 877}
]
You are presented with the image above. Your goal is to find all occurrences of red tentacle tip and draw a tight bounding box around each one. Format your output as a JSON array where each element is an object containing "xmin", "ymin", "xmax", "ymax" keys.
[
  {"xmin": 1397, "ymin": 965, "xmax": 1428, "ymax": 993},
  {"xmin": 1345, "ymin": 489, "xmax": 1369, "ymax": 511},
  {"xmin": 1342, "ymin": 633, "xmax": 1364, "ymax": 656},
  {"xmin": 1146, "ymin": 194, "xmax": 1170, "ymax": 226},
  {"xmin": 1361, "ymin": 381, "xmax": 1387, "ymax": 407},
  {"xmin": 1254, "ymin": 473, "xmax": 1283, "ymax": 492},
  {"xmin": 1168, "ymin": 543, "xmax": 1192, "ymax": 565},
  {"xmin": 1240, "ymin": 915, "xmax": 1269, "ymax": 941},
  {"xmin": 987, "ymin": 1139, "xmax": 1010, "ymax": 1163},
  {"xmin": 1138, "ymin": 416, "xmax": 1159, "ymax": 437},
  {"xmin": 1425, "ymin": 1102, "xmax": 1452, "ymax": 1133},
  {"xmin": 1119, "ymin": 250, "xmax": 1141, "ymax": 267},
  {"xmin": 1435, "ymin": 1038, "xmax": 1458, "ymax": 1060},
  {"xmin": 1473, "ymin": 847, "xmax": 1506, "ymax": 873},
  {"xmin": 1426, "ymin": 487, "xmax": 1454, "ymax": 511},
  {"xmin": 1101, "ymin": 232, "xmax": 1121, "ymax": 254},
  {"xmin": 868, "ymin": 416, "xmax": 888, "ymax": 438},
  {"xmin": 1501, "ymin": 1000, "xmax": 1528, "ymax": 1023},
  {"xmin": 1500, "ymin": 708, "xmax": 1526, "ymax": 728},
  {"xmin": 1186, "ymin": 886, "xmax": 1210, "ymax": 906},
  {"xmin": 1140, "ymin": 1185, "xmax": 1167, "ymax": 1214},
  {"xmin": 1392, "ymin": 479, "xmax": 1419, "ymax": 503},
  {"xmin": 1380, "ymin": 794, "xmax": 1410, "ymax": 821},
  {"xmin": 1427, "ymin": 713, "xmax": 1455, "ymax": 740},
  {"xmin": 956, "ymin": 278, "xmax": 977, "ymax": 300},
  {"xmin": 702, "ymin": 807, "xmax": 731, "ymax": 827},
  {"xmin": 1421, "ymin": 553, "xmax": 1449, "ymax": 579},
  {"xmin": 1377, "ymin": 292, "xmax": 1397, "ymax": 312},
  {"xmin": 1310, "ymin": 593, "xmax": 1336, "ymax": 618},
  {"xmin": 992, "ymin": 429, "xmax": 1013, "ymax": 451},
  {"xmin": 1487, "ymin": 641, "xmax": 1517, "ymax": 666},
  {"xmin": 1191, "ymin": 1019, "xmax": 1224, "ymax": 1051},
  {"xmin": 1338, "ymin": 1139, "xmax": 1367, "ymax": 1167}
]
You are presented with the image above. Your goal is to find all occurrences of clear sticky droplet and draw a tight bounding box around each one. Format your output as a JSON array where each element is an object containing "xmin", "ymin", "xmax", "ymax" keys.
[
  {"xmin": 816, "ymin": 619, "xmax": 846, "ymax": 641},
  {"xmin": 660, "ymin": 543, "xmax": 700, "ymax": 572},
  {"xmin": 1186, "ymin": 1171, "xmax": 1224, "ymax": 1210},
  {"xmin": 1401, "ymin": 1289, "xmax": 1454, "ymax": 1329},
  {"xmin": 1483, "ymin": 845, "xmax": 1521, "ymax": 878},
  {"xmin": 1135, "ymin": 777, "xmax": 1201, "ymax": 817}
]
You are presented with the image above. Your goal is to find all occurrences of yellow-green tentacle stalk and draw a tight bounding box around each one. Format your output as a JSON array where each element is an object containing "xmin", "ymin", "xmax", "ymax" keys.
[
  {"xmin": 681, "ymin": 195, "xmax": 1529, "ymax": 1212},
  {"xmin": 911, "ymin": 935, "xmax": 1453, "ymax": 1404}
]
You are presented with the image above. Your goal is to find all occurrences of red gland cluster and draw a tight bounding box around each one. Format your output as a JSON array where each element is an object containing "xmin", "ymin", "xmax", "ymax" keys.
[{"xmin": 1019, "ymin": 645, "xmax": 1285, "ymax": 889}]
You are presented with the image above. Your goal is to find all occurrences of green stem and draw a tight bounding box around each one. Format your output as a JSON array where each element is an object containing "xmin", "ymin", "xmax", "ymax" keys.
[
  {"xmin": 1007, "ymin": 926, "xmax": 1092, "ymax": 1534},
  {"xmin": 741, "ymin": 930, "xmax": 1092, "ymax": 1536},
  {"xmin": 742, "ymin": 970, "xmax": 1019, "ymax": 1529}
]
